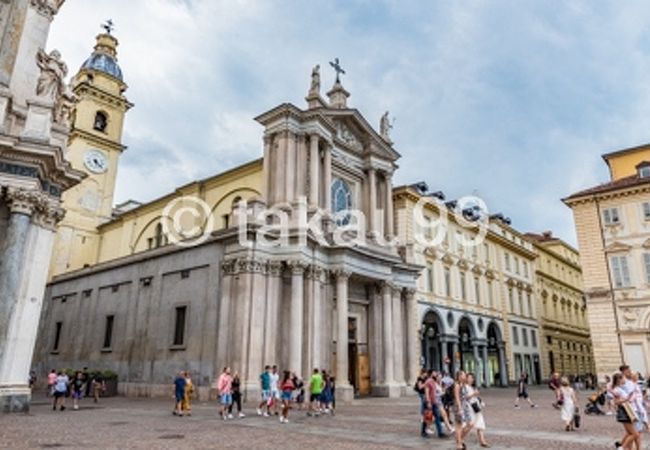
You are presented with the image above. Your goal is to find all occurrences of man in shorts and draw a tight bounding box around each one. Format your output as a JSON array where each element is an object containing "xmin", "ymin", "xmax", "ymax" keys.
[
  {"xmin": 269, "ymin": 365, "xmax": 280, "ymax": 415},
  {"xmin": 217, "ymin": 367, "xmax": 233, "ymax": 420},
  {"xmin": 307, "ymin": 368, "xmax": 323, "ymax": 416},
  {"xmin": 257, "ymin": 365, "xmax": 272, "ymax": 416},
  {"xmin": 172, "ymin": 371, "xmax": 186, "ymax": 416}
]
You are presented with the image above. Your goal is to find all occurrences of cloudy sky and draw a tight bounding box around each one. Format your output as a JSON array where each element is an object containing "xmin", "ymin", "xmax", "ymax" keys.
[{"xmin": 49, "ymin": 0, "xmax": 650, "ymax": 245}]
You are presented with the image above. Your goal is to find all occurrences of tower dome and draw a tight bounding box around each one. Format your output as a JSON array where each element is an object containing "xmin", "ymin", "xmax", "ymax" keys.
[{"xmin": 80, "ymin": 27, "xmax": 123, "ymax": 81}]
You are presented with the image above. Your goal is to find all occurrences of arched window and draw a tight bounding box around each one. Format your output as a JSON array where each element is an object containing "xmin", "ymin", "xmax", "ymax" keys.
[
  {"xmin": 331, "ymin": 178, "xmax": 352, "ymax": 225},
  {"xmin": 94, "ymin": 111, "xmax": 108, "ymax": 132}
]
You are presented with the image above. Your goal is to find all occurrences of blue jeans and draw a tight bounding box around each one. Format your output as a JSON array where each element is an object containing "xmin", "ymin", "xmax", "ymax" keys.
[{"xmin": 431, "ymin": 403, "xmax": 445, "ymax": 437}]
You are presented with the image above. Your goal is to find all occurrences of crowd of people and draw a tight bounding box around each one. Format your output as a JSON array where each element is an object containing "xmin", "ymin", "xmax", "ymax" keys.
[
  {"xmin": 172, "ymin": 365, "xmax": 336, "ymax": 424},
  {"xmin": 45, "ymin": 367, "xmax": 106, "ymax": 411}
]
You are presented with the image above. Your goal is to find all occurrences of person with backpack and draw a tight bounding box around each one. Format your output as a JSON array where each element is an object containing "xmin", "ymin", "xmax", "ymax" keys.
[{"xmin": 52, "ymin": 371, "xmax": 69, "ymax": 411}]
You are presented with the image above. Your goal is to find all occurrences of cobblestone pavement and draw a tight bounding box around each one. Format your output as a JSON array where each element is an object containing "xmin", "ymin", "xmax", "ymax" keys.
[{"xmin": 1, "ymin": 386, "xmax": 637, "ymax": 449}]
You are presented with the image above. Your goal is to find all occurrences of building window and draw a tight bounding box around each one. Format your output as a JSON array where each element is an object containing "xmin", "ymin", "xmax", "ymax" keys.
[
  {"xmin": 484, "ymin": 243, "xmax": 490, "ymax": 263},
  {"xmin": 509, "ymin": 288, "xmax": 514, "ymax": 312},
  {"xmin": 602, "ymin": 208, "xmax": 620, "ymax": 226},
  {"xmin": 611, "ymin": 255, "xmax": 631, "ymax": 288},
  {"xmin": 639, "ymin": 165, "xmax": 650, "ymax": 178},
  {"xmin": 427, "ymin": 263, "xmax": 434, "ymax": 292},
  {"xmin": 93, "ymin": 111, "xmax": 108, "ymax": 132},
  {"xmin": 505, "ymin": 253, "xmax": 511, "ymax": 271},
  {"xmin": 523, "ymin": 261, "xmax": 528, "ymax": 278},
  {"xmin": 173, "ymin": 306, "xmax": 187, "ymax": 346},
  {"xmin": 331, "ymin": 178, "xmax": 352, "ymax": 226},
  {"xmin": 643, "ymin": 202, "xmax": 650, "ymax": 221},
  {"xmin": 522, "ymin": 328, "xmax": 528, "ymax": 347},
  {"xmin": 514, "ymin": 257, "xmax": 520, "ymax": 275},
  {"xmin": 527, "ymin": 292, "xmax": 533, "ymax": 318},
  {"xmin": 512, "ymin": 326, "xmax": 519, "ymax": 345},
  {"xmin": 518, "ymin": 289, "xmax": 524, "ymax": 315},
  {"xmin": 52, "ymin": 321, "xmax": 62, "ymax": 352},
  {"xmin": 460, "ymin": 272, "xmax": 466, "ymax": 300},
  {"xmin": 474, "ymin": 277, "xmax": 480, "ymax": 305},
  {"xmin": 444, "ymin": 267, "xmax": 451, "ymax": 297},
  {"xmin": 103, "ymin": 315, "xmax": 114, "ymax": 349}
]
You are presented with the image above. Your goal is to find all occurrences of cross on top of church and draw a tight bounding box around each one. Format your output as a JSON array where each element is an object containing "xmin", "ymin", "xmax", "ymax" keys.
[
  {"xmin": 329, "ymin": 57, "xmax": 345, "ymax": 83},
  {"xmin": 102, "ymin": 19, "xmax": 114, "ymax": 35}
]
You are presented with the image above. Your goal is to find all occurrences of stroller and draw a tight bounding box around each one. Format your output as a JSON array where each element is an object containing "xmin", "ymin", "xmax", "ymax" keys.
[{"xmin": 584, "ymin": 390, "xmax": 606, "ymax": 415}]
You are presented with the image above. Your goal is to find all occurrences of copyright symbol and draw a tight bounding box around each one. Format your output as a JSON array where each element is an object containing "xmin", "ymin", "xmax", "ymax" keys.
[{"xmin": 161, "ymin": 196, "xmax": 214, "ymax": 247}]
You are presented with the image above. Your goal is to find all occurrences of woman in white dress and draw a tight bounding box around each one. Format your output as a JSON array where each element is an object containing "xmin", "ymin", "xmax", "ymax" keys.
[
  {"xmin": 465, "ymin": 373, "xmax": 490, "ymax": 448},
  {"xmin": 559, "ymin": 377, "xmax": 578, "ymax": 431}
]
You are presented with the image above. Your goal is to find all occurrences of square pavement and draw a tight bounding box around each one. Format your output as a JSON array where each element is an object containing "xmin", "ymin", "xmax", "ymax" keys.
[{"xmin": 2, "ymin": 386, "xmax": 631, "ymax": 449}]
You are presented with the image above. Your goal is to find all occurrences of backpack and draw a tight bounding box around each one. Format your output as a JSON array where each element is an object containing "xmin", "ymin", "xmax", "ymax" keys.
[
  {"xmin": 413, "ymin": 378, "xmax": 424, "ymax": 395},
  {"xmin": 442, "ymin": 385, "xmax": 454, "ymax": 407}
]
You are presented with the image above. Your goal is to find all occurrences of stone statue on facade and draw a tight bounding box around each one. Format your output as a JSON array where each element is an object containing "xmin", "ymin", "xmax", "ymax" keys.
[
  {"xmin": 380, "ymin": 111, "xmax": 393, "ymax": 142},
  {"xmin": 35, "ymin": 49, "xmax": 75, "ymax": 126},
  {"xmin": 35, "ymin": 49, "xmax": 67, "ymax": 101},
  {"xmin": 309, "ymin": 64, "xmax": 320, "ymax": 95}
]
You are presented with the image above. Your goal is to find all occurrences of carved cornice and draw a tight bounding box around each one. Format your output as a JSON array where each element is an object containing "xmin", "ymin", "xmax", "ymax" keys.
[
  {"xmin": 30, "ymin": 0, "xmax": 65, "ymax": 19},
  {"xmin": 222, "ymin": 258, "xmax": 238, "ymax": 275},
  {"xmin": 238, "ymin": 257, "xmax": 265, "ymax": 274}
]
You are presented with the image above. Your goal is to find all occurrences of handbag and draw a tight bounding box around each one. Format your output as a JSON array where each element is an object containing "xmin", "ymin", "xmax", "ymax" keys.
[
  {"xmin": 617, "ymin": 403, "xmax": 638, "ymax": 423},
  {"xmin": 471, "ymin": 401, "xmax": 482, "ymax": 413},
  {"xmin": 573, "ymin": 407, "xmax": 581, "ymax": 428},
  {"xmin": 423, "ymin": 408, "xmax": 434, "ymax": 424}
]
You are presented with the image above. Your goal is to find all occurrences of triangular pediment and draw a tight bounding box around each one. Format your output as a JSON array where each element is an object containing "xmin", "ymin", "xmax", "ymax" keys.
[{"xmin": 606, "ymin": 241, "xmax": 632, "ymax": 253}]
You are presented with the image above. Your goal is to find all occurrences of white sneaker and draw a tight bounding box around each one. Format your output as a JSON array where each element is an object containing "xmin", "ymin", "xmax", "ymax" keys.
[
  {"xmin": 425, "ymin": 429, "xmax": 435, "ymax": 435},
  {"xmin": 238, "ymin": 412, "xmax": 246, "ymax": 418},
  {"xmin": 284, "ymin": 418, "xmax": 289, "ymax": 423},
  {"xmin": 263, "ymin": 412, "xmax": 269, "ymax": 417},
  {"xmin": 257, "ymin": 408, "xmax": 262, "ymax": 416},
  {"xmin": 227, "ymin": 414, "xmax": 233, "ymax": 419},
  {"xmin": 73, "ymin": 405, "xmax": 79, "ymax": 410},
  {"xmin": 222, "ymin": 415, "xmax": 227, "ymax": 421},
  {"xmin": 279, "ymin": 416, "xmax": 284, "ymax": 423},
  {"xmin": 606, "ymin": 411, "xmax": 613, "ymax": 416}
]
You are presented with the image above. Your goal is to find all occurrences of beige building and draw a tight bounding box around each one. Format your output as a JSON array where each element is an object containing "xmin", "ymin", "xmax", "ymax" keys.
[
  {"xmin": 394, "ymin": 184, "xmax": 542, "ymax": 385},
  {"xmin": 565, "ymin": 143, "xmax": 650, "ymax": 378},
  {"xmin": 525, "ymin": 232, "xmax": 594, "ymax": 378}
]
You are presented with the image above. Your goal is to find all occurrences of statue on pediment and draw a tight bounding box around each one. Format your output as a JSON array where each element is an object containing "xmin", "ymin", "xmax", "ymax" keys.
[
  {"xmin": 36, "ymin": 49, "xmax": 68, "ymax": 102},
  {"xmin": 309, "ymin": 64, "xmax": 320, "ymax": 95},
  {"xmin": 380, "ymin": 111, "xmax": 394, "ymax": 142}
]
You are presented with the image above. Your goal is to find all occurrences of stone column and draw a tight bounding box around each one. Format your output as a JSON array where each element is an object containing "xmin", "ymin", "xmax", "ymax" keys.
[
  {"xmin": 440, "ymin": 339, "xmax": 449, "ymax": 373},
  {"xmin": 498, "ymin": 345, "xmax": 508, "ymax": 387},
  {"xmin": 309, "ymin": 134, "xmax": 320, "ymax": 207},
  {"xmin": 262, "ymin": 134, "xmax": 272, "ymax": 203},
  {"xmin": 384, "ymin": 172, "xmax": 394, "ymax": 239},
  {"xmin": 472, "ymin": 343, "xmax": 481, "ymax": 385},
  {"xmin": 276, "ymin": 131, "xmax": 288, "ymax": 203},
  {"xmin": 0, "ymin": 188, "xmax": 63, "ymax": 413},
  {"xmin": 451, "ymin": 341, "xmax": 460, "ymax": 374},
  {"xmin": 285, "ymin": 133, "xmax": 297, "ymax": 202},
  {"xmin": 405, "ymin": 288, "xmax": 419, "ymax": 385},
  {"xmin": 382, "ymin": 282, "xmax": 396, "ymax": 392},
  {"xmin": 296, "ymin": 134, "xmax": 307, "ymax": 199},
  {"xmin": 311, "ymin": 267, "xmax": 323, "ymax": 370},
  {"xmin": 288, "ymin": 261, "xmax": 305, "ymax": 374},
  {"xmin": 335, "ymin": 270, "xmax": 353, "ymax": 401},
  {"xmin": 392, "ymin": 287, "xmax": 405, "ymax": 385},
  {"xmin": 368, "ymin": 168, "xmax": 377, "ymax": 234},
  {"xmin": 263, "ymin": 262, "xmax": 283, "ymax": 368},
  {"xmin": 323, "ymin": 143, "xmax": 332, "ymax": 211},
  {"xmin": 482, "ymin": 345, "xmax": 489, "ymax": 387}
]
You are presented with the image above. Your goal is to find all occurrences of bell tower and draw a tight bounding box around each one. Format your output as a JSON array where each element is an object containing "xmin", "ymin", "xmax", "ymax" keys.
[{"xmin": 50, "ymin": 22, "xmax": 132, "ymax": 278}]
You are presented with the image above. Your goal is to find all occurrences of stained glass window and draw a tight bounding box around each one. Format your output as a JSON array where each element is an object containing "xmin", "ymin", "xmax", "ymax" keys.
[{"xmin": 331, "ymin": 178, "xmax": 352, "ymax": 225}]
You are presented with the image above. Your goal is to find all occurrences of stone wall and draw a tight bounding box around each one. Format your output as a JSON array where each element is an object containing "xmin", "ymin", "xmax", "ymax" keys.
[{"xmin": 33, "ymin": 239, "xmax": 224, "ymax": 395}]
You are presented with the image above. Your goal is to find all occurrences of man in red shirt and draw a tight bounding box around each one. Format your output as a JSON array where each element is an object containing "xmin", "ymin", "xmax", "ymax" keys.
[{"xmin": 423, "ymin": 370, "xmax": 447, "ymax": 439}]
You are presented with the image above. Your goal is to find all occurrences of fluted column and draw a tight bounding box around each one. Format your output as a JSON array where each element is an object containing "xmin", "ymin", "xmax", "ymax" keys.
[
  {"xmin": 262, "ymin": 134, "xmax": 272, "ymax": 203},
  {"xmin": 335, "ymin": 270, "xmax": 352, "ymax": 395},
  {"xmin": 382, "ymin": 282, "xmax": 395, "ymax": 384},
  {"xmin": 323, "ymin": 143, "xmax": 332, "ymax": 211},
  {"xmin": 286, "ymin": 133, "xmax": 297, "ymax": 202},
  {"xmin": 384, "ymin": 172, "xmax": 394, "ymax": 238},
  {"xmin": 296, "ymin": 134, "xmax": 307, "ymax": 199},
  {"xmin": 405, "ymin": 288, "xmax": 419, "ymax": 384},
  {"xmin": 311, "ymin": 267, "xmax": 324, "ymax": 370},
  {"xmin": 276, "ymin": 131, "xmax": 288, "ymax": 203},
  {"xmin": 289, "ymin": 261, "xmax": 305, "ymax": 373},
  {"xmin": 368, "ymin": 168, "xmax": 377, "ymax": 234},
  {"xmin": 309, "ymin": 134, "xmax": 320, "ymax": 207}
]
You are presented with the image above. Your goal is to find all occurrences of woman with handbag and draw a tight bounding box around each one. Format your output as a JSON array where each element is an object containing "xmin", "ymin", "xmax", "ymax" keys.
[
  {"xmin": 466, "ymin": 373, "xmax": 490, "ymax": 448},
  {"xmin": 612, "ymin": 372, "xmax": 640, "ymax": 450},
  {"xmin": 558, "ymin": 377, "xmax": 577, "ymax": 431}
]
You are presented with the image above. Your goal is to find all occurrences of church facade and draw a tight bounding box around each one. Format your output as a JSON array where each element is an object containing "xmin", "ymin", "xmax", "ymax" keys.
[{"xmin": 34, "ymin": 42, "xmax": 423, "ymax": 400}]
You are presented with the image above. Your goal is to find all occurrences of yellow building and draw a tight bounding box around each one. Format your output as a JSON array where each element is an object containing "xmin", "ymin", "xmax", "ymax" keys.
[
  {"xmin": 525, "ymin": 232, "xmax": 594, "ymax": 377},
  {"xmin": 50, "ymin": 30, "xmax": 262, "ymax": 278},
  {"xmin": 565, "ymin": 143, "xmax": 650, "ymax": 378}
]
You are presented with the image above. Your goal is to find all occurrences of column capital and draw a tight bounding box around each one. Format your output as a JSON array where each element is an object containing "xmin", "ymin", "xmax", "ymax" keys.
[
  {"xmin": 305, "ymin": 264, "xmax": 325, "ymax": 280},
  {"xmin": 266, "ymin": 260, "xmax": 284, "ymax": 277},
  {"xmin": 30, "ymin": 0, "xmax": 65, "ymax": 19},
  {"xmin": 33, "ymin": 196, "xmax": 65, "ymax": 230},
  {"xmin": 405, "ymin": 287, "xmax": 417, "ymax": 299},
  {"xmin": 332, "ymin": 268, "xmax": 351, "ymax": 281},
  {"xmin": 5, "ymin": 187, "xmax": 42, "ymax": 216},
  {"xmin": 287, "ymin": 260, "xmax": 307, "ymax": 275}
]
